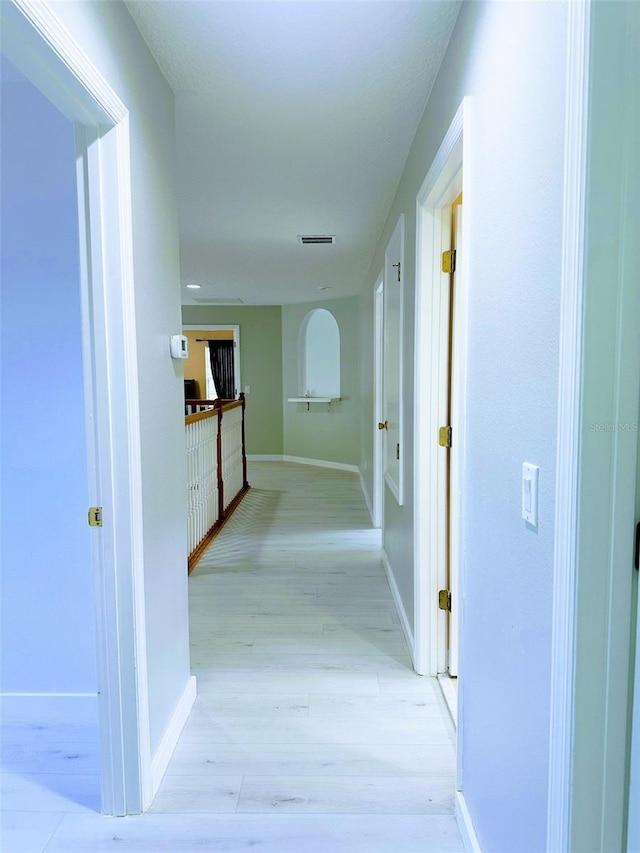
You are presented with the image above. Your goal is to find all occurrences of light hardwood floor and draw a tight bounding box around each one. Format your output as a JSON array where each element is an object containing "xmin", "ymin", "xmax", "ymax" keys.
[{"xmin": 1, "ymin": 462, "xmax": 462, "ymax": 852}]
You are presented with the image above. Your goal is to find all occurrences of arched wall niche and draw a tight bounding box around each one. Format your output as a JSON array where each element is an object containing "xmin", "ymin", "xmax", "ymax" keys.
[{"xmin": 298, "ymin": 308, "xmax": 341, "ymax": 398}]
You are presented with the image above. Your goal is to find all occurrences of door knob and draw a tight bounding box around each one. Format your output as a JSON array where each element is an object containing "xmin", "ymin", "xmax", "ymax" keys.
[{"xmin": 378, "ymin": 421, "xmax": 389, "ymax": 430}]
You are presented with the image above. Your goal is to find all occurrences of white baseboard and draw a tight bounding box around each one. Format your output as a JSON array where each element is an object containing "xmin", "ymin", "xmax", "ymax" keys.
[
  {"xmin": 247, "ymin": 454, "xmax": 284, "ymax": 462},
  {"xmin": 0, "ymin": 692, "xmax": 98, "ymax": 725},
  {"xmin": 359, "ymin": 470, "xmax": 374, "ymax": 525},
  {"xmin": 456, "ymin": 790, "xmax": 482, "ymax": 852},
  {"xmin": 150, "ymin": 675, "xmax": 197, "ymax": 795},
  {"xmin": 282, "ymin": 455, "xmax": 359, "ymax": 473},
  {"xmin": 381, "ymin": 548, "xmax": 414, "ymax": 654},
  {"xmin": 437, "ymin": 673, "xmax": 458, "ymax": 728}
]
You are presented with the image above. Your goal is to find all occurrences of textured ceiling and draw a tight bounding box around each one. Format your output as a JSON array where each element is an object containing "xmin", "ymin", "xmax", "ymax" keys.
[{"xmin": 125, "ymin": 1, "xmax": 461, "ymax": 306}]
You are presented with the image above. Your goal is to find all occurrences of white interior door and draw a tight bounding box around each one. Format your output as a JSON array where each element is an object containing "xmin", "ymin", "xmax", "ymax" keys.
[
  {"xmin": 373, "ymin": 278, "xmax": 384, "ymax": 528},
  {"xmin": 383, "ymin": 216, "xmax": 405, "ymax": 505},
  {"xmin": 448, "ymin": 199, "xmax": 463, "ymax": 677}
]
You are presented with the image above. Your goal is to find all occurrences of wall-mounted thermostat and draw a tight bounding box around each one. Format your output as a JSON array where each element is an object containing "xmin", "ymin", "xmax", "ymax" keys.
[{"xmin": 170, "ymin": 334, "xmax": 189, "ymax": 359}]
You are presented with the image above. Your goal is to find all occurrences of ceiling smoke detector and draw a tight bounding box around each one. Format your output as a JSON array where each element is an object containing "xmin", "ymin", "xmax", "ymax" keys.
[{"xmin": 297, "ymin": 235, "xmax": 336, "ymax": 246}]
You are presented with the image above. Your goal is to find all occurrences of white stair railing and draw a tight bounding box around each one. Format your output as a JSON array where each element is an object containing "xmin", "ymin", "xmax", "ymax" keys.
[
  {"xmin": 185, "ymin": 411, "xmax": 219, "ymax": 557},
  {"xmin": 221, "ymin": 404, "xmax": 244, "ymax": 511},
  {"xmin": 185, "ymin": 395, "xmax": 248, "ymax": 571}
]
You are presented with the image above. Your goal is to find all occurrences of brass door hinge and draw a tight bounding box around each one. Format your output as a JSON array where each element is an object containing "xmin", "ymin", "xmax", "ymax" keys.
[
  {"xmin": 442, "ymin": 249, "xmax": 457, "ymax": 274},
  {"xmin": 396, "ymin": 443, "xmax": 400, "ymax": 461},
  {"xmin": 438, "ymin": 589, "xmax": 452, "ymax": 612},
  {"xmin": 88, "ymin": 506, "xmax": 103, "ymax": 527},
  {"xmin": 438, "ymin": 426, "xmax": 452, "ymax": 448},
  {"xmin": 392, "ymin": 261, "xmax": 401, "ymax": 282}
]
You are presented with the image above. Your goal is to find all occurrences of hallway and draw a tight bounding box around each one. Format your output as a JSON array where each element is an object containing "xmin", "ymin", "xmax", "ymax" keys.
[{"xmin": 152, "ymin": 461, "xmax": 462, "ymax": 847}]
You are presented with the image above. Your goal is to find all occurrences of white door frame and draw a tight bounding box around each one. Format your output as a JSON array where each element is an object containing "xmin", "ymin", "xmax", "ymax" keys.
[
  {"xmin": 373, "ymin": 274, "xmax": 384, "ymax": 529},
  {"xmin": 1, "ymin": 0, "xmax": 152, "ymax": 815},
  {"xmin": 547, "ymin": 1, "xmax": 640, "ymax": 849},
  {"xmin": 630, "ymin": 455, "xmax": 640, "ymax": 852},
  {"xmin": 413, "ymin": 99, "xmax": 470, "ymax": 680},
  {"xmin": 183, "ymin": 324, "xmax": 242, "ymax": 399}
]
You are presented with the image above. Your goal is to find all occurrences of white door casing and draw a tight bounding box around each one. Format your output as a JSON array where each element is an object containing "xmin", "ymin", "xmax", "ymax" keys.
[
  {"xmin": 548, "ymin": 1, "xmax": 640, "ymax": 848},
  {"xmin": 413, "ymin": 99, "xmax": 469, "ymax": 685},
  {"xmin": 629, "ymin": 441, "xmax": 640, "ymax": 852}
]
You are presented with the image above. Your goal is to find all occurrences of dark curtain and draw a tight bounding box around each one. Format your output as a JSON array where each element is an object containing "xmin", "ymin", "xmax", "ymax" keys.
[{"xmin": 208, "ymin": 340, "xmax": 235, "ymax": 399}]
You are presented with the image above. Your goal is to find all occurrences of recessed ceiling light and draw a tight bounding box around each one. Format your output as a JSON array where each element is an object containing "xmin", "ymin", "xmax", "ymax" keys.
[
  {"xmin": 186, "ymin": 283, "xmax": 201, "ymax": 289},
  {"xmin": 319, "ymin": 286, "xmax": 332, "ymax": 291}
]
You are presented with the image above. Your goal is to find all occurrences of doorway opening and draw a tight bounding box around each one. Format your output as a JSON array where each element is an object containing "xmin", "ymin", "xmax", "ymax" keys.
[
  {"xmin": 183, "ymin": 325, "xmax": 241, "ymax": 401},
  {"xmin": 438, "ymin": 191, "xmax": 463, "ymax": 716},
  {"xmin": 413, "ymin": 100, "xmax": 469, "ymax": 734},
  {"xmin": 0, "ymin": 53, "xmax": 100, "ymax": 810},
  {"xmin": 1, "ymin": 1, "xmax": 151, "ymax": 814}
]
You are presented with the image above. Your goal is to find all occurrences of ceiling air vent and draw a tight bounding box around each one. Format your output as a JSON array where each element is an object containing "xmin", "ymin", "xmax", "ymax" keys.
[
  {"xmin": 191, "ymin": 297, "xmax": 244, "ymax": 305},
  {"xmin": 298, "ymin": 235, "xmax": 336, "ymax": 245}
]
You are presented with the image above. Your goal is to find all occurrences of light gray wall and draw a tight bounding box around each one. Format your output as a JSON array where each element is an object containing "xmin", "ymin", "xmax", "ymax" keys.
[
  {"xmin": 359, "ymin": 2, "xmax": 567, "ymax": 849},
  {"xmin": 51, "ymin": 1, "xmax": 191, "ymax": 755},
  {"xmin": 0, "ymin": 59, "xmax": 96, "ymax": 697},
  {"xmin": 283, "ymin": 297, "xmax": 360, "ymax": 467},
  {"xmin": 182, "ymin": 305, "xmax": 284, "ymax": 456}
]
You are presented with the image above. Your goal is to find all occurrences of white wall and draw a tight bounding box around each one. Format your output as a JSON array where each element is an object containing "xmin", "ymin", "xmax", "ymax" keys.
[
  {"xmin": 0, "ymin": 58, "xmax": 97, "ymax": 702},
  {"xmin": 283, "ymin": 297, "xmax": 359, "ymax": 467},
  {"xmin": 359, "ymin": 3, "xmax": 567, "ymax": 849},
  {"xmin": 48, "ymin": 1, "xmax": 191, "ymax": 755}
]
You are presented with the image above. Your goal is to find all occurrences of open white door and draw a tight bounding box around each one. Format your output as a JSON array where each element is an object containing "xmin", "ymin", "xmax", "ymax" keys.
[
  {"xmin": 382, "ymin": 216, "xmax": 405, "ymax": 505},
  {"xmin": 448, "ymin": 199, "xmax": 464, "ymax": 677},
  {"xmin": 373, "ymin": 276, "xmax": 384, "ymax": 528},
  {"xmin": 413, "ymin": 99, "xmax": 468, "ymax": 682}
]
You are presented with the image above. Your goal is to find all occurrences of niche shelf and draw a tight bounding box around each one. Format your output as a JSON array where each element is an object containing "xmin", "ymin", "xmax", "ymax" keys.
[{"xmin": 287, "ymin": 396, "xmax": 340, "ymax": 411}]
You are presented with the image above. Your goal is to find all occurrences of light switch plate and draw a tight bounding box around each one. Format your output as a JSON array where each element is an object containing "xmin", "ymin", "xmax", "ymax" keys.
[{"xmin": 522, "ymin": 463, "xmax": 539, "ymax": 526}]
